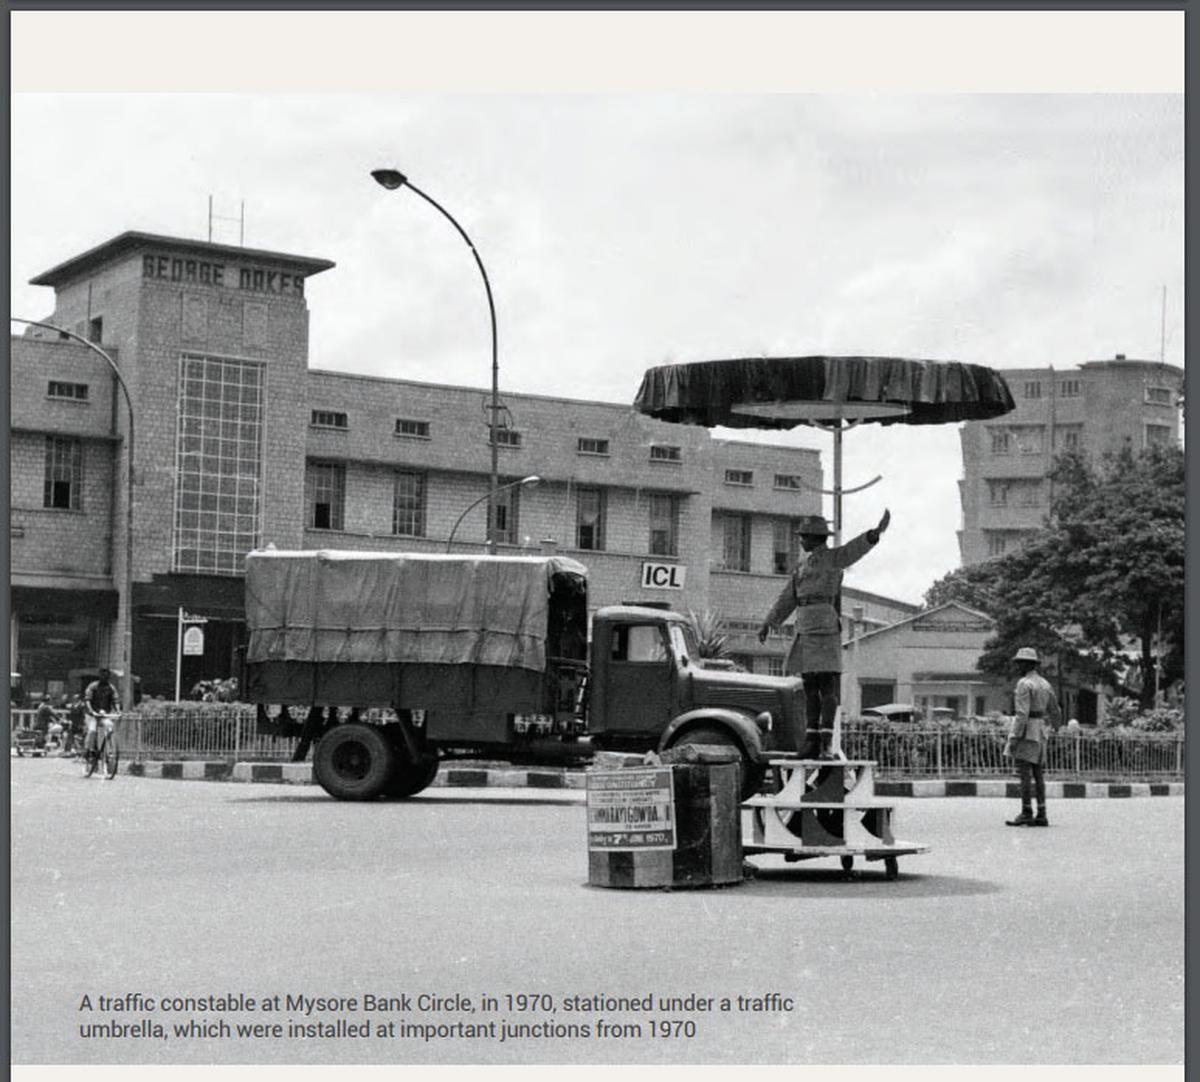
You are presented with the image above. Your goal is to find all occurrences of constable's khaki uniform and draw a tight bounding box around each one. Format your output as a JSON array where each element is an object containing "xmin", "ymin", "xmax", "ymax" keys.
[
  {"xmin": 1007, "ymin": 670, "xmax": 1059, "ymax": 764},
  {"xmin": 763, "ymin": 530, "xmax": 877, "ymax": 674}
]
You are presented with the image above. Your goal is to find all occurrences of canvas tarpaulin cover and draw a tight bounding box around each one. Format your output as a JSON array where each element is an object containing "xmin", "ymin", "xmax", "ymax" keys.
[{"xmin": 244, "ymin": 551, "xmax": 588, "ymax": 673}]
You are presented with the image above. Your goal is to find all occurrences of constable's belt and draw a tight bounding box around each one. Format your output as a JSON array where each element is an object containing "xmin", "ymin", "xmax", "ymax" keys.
[
  {"xmin": 796, "ymin": 596, "xmax": 836, "ymax": 606},
  {"xmin": 1027, "ymin": 711, "xmax": 1045, "ymax": 718}
]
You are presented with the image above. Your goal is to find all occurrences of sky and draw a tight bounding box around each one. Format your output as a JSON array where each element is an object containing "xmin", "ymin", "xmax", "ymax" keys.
[{"xmin": 8, "ymin": 15, "xmax": 1185, "ymax": 606}]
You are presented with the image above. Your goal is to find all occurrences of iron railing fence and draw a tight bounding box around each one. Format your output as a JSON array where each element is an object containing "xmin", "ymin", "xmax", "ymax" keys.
[
  {"xmin": 839, "ymin": 721, "xmax": 1184, "ymax": 780},
  {"xmin": 122, "ymin": 707, "xmax": 298, "ymax": 762},
  {"xmin": 10, "ymin": 709, "xmax": 1186, "ymax": 780}
]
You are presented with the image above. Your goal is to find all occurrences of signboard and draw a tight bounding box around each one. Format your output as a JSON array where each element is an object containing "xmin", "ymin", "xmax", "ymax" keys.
[
  {"xmin": 182, "ymin": 626, "xmax": 205, "ymax": 656},
  {"xmin": 586, "ymin": 768, "xmax": 676, "ymax": 851},
  {"xmin": 641, "ymin": 562, "xmax": 686, "ymax": 590}
]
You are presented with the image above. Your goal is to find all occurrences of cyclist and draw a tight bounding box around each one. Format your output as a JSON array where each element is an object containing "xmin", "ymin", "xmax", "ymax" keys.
[{"xmin": 82, "ymin": 667, "xmax": 121, "ymax": 762}]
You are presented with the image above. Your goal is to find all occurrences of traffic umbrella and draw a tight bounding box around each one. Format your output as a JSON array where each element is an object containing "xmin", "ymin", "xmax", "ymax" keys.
[{"xmin": 633, "ymin": 355, "xmax": 1015, "ymax": 541}]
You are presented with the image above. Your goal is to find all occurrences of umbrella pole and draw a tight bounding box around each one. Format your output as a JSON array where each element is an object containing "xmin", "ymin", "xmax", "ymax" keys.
[{"xmin": 832, "ymin": 420, "xmax": 843, "ymax": 547}]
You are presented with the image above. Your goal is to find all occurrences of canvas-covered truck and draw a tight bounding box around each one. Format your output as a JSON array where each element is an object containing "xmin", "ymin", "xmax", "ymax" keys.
[{"xmin": 243, "ymin": 550, "xmax": 805, "ymax": 801}]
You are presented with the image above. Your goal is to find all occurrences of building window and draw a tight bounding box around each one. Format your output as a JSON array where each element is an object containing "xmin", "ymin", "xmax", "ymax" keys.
[
  {"xmin": 1056, "ymin": 425, "xmax": 1083, "ymax": 452},
  {"xmin": 43, "ymin": 437, "xmax": 83, "ymax": 510},
  {"xmin": 1016, "ymin": 480, "xmax": 1041, "ymax": 507},
  {"xmin": 650, "ymin": 444, "xmax": 681, "ymax": 463},
  {"xmin": 772, "ymin": 519, "xmax": 799, "ymax": 574},
  {"xmin": 724, "ymin": 469, "xmax": 753, "ymax": 486},
  {"xmin": 987, "ymin": 480, "xmax": 1010, "ymax": 507},
  {"xmin": 576, "ymin": 487, "xmax": 606, "ymax": 551},
  {"xmin": 47, "ymin": 380, "xmax": 89, "ymax": 401},
  {"xmin": 494, "ymin": 481, "xmax": 521, "ymax": 544},
  {"xmin": 720, "ymin": 513, "xmax": 751, "ymax": 572},
  {"xmin": 761, "ymin": 656, "xmax": 784, "ymax": 677},
  {"xmin": 1013, "ymin": 426, "xmax": 1045, "ymax": 454},
  {"xmin": 1023, "ymin": 381, "xmax": 1042, "ymax": 399},
  {"xmin": 494, "ymin": 428, "xmax": 522, "ymax": 449},
  {"xmin": 174, "ymin": 354, "xmax": 264, "ymax": 575},
  {"xmin": 88, "ymin": 317, "xmax": 103, "ymax": 344},
  {"xmin": 1145, "ymin": 386, "xmax": 1174, "ymax": 405},
  {"xmin": 395, "ymin": 418, "xmax": 430, "ymax": 439},
  {"xmin": 648, "ymin": 493, "xmax": 679, "ymax": 556},
  {"xmin": 986, "ymin": 532, "xmax": 1013, "ymax": 558},
  {"xmin": 1145, "ymin": 423, "xmax": 1173, "ymax": 448},
  {"xmin": 774, "ymin": 474, "xmax": 804, "ymax": 490},
  {"xmin": 989, "ymin": 428, "xmax": 1011, "ymax": 455},
  {"xmin": 393, "ymin": 470, "xmax": 426, "ymax": 536},
  {"xmin": 311, "ymin": 409, "xmax": 348, "ymax": 430},
  {"xmin": 306, "ymin": 461, "xmax": 345, "ymax": 531},
  {"xmin": 577, "ymin": 437, "xmax": 610, "ymax": 456},
  {"xmin": 1059, "ymin": 379, "xmax": 1081, "ymax": 398}
]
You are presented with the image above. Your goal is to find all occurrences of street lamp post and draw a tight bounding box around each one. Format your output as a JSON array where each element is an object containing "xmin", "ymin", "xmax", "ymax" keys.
[
  {"xmin": 371, "ymin": 168, "xmax": 502, "ymax": 553},
  {"xmin": 12, "ymin": 318, "xmax": 136, "ymax": 710},
  {"xmin": 446, "ymin": 476, "xmax": 540, "ymax": 553}
]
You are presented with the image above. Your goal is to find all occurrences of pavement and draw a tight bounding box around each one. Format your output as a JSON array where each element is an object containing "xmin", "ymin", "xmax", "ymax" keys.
[{"xmin": 113, "ymin": 757, "xmax": 1185, "ymax": 798}]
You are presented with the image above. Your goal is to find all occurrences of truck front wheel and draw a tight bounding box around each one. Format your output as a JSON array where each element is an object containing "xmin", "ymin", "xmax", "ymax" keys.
[
  {"xmin": 313, "ymin": 723, "xmax": 395, "ymax": 801},
  {"xmin": 386, "ymin": 756, "xmax": 440, "ymax": 799},
  {"xmin": 667, "ymin": 725, "xmax": 765, "ymax": 800}
]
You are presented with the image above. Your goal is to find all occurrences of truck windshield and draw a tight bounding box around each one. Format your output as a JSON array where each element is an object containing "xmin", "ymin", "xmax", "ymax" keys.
[{"xmin": 668, "ymin": 623, "xmax": 696, "ymax": 665}]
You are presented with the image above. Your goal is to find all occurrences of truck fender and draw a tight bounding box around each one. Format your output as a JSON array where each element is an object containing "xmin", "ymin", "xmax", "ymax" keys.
[{"xmin": 658, "ymin": 708, "xmax": 767, "ymax": 763}]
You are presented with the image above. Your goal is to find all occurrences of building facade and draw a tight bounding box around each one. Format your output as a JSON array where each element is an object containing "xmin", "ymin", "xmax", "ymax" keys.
[
  {"xmin": 10, "ymin": 230, "xmax": 915, "ymax": 701},
  {"xmin": 842, "ymin": 602, "xmax": 1008, "ymax": 719},
  {"xmin": 958, "ymin": 356, "xmax": 1184, "ymax": 565}
]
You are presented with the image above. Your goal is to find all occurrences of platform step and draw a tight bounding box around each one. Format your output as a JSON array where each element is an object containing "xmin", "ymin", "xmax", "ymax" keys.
[
  {"xmin": 768, "ymin": 758, "xmax": 877, "ymax": 767},
  {"xmin": 743, "ymin": 797, "xmax": 895, "ymax": 810}
]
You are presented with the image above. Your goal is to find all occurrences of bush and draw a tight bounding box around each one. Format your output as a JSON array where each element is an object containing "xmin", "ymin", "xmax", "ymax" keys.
[
  {"xmin": 190, "ymin": 677, "xmax": 240, "ymax": 703},
  {"xmin": 1100, "ymin": 696, "xmax": 1184, "ymax": 732}
]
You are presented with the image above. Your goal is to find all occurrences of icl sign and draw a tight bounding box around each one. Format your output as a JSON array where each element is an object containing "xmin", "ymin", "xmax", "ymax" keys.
[{"xmin": 641, "ymin": 562, "xmax": 686, "ymax": 589}]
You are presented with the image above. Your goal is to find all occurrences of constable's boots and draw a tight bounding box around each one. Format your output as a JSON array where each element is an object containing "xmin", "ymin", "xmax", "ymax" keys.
[
  {"xmin": 798, "ymin": 731, "xmax": 822, "ymax": 760},
  {"xmin": 817, "ymin": 728, "xmax": 837, "ymax": 760},
  {"xmin": 1006, "ymin": 805, "xmax": 1035, "ymax": 827},
  {"xmin": 1031, "ymin": 805, "xmax": 1049, "ymax": 827}
]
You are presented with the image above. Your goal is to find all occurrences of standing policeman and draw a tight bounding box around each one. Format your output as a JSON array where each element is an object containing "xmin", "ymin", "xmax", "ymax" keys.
[
  {"xmin": 758, "ymin": 509, "xmax": 890, "ymax": 758},
  {"xmin": 1004, "ymin": 647, "xmax": 1061, "ymax": 826}
]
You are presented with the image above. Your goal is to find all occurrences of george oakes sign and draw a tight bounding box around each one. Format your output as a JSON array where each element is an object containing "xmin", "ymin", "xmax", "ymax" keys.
[{"xmin": 142, "ymin": 253, "xmax": 307, "ymax": 296}]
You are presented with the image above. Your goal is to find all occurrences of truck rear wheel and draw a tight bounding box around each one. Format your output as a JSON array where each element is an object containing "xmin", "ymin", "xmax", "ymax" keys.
[
  {"xmin": 313, "ymin": 723, "xmax": 395, "ymax": 801},
  {"xmin": 386, "ymin": 756, "xmax": 440, "ymax": 799},
  {"xmin": 668, "ymin": 725, "xmax": 765, "ymax": 800}
]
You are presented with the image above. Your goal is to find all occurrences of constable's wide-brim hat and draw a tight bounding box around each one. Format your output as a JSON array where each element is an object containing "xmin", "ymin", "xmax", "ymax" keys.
[
  {"xmin": 795, "ymin": 514, "xmax": 831, "ymax": 537},
  {"xmin": 1013, "ymin": 647, "xmax": 1039, "ymax": 663}
]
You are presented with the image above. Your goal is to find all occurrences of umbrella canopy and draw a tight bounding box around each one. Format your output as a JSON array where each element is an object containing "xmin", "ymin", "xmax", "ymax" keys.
[{"xmin": 633, "ymin": 355, "xmax": 1015, "ymax": 430}]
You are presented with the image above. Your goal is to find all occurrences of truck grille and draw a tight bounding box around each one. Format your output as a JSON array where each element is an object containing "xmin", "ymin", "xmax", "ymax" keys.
[{"xmin": 699, "ymin": 688, "xmax": 778, "ymax": 714}]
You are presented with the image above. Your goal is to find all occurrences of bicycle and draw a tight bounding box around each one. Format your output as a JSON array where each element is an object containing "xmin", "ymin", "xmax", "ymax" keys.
[{"xmin": 81, "ymin": 712, "xmax": 120, "ymax": 780}]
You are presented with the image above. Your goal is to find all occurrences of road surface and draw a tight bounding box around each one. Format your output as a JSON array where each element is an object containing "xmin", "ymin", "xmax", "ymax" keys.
[{"xmin": 9, "ymin": 757, "xmax": 1184, "ymax": 1065}]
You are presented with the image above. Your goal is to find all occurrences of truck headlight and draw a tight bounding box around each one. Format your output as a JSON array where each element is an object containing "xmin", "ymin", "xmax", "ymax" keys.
[{"xmin": 755, "ymin": 710, "xmax": 773, "ymax": 732}]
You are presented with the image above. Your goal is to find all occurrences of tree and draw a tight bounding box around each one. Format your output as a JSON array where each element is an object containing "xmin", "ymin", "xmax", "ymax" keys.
[{"xmin": 925, "ymin": 444, "xmax": 1185, "ymax": 708}]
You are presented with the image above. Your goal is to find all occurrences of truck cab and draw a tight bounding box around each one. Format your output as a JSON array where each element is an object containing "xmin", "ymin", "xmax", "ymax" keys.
[{"xmin": 588, "ymin": 605, "xmax": 805, "ymax": 793}]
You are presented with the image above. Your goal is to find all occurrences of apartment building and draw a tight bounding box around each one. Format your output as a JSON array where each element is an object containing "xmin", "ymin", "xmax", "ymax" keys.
[
  {"xmin": 958, "ymin": 355, "xmax": 1184, "ymax": 565},
  {"xmin": 10, "ymin": 229, "xmax": 916, "ymax": 700}
]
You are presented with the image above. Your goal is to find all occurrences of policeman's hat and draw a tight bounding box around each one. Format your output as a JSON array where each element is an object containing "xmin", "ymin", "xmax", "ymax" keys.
[
  {"xmin": 795, "ymin": 514, "xmax": 831, "ymax": 537},
  {"xmin": 1012, "ymin": 647, "xmax": 1040, "ymax": 664}
]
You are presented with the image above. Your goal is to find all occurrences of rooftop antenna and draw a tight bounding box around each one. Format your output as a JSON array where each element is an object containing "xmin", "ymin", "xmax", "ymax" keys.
[{"xmin": 207, "ymin": 196, "xmax": 246, "ymax": 245}]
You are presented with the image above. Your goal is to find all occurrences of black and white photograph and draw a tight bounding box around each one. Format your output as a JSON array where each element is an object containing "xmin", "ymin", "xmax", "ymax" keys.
[{"xmin": 7, "ymin": 9, "xmax": 1186, "ymax": 1080}]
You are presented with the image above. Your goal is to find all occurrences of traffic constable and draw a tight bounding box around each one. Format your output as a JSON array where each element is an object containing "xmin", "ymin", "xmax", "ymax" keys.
[
  {"xmin": 758, "ymin": 508, "xmax": 890, "ymax": 758},
  {"xmin": 1004, "ymin": 647, "xmax": 1061, "ymax": 827}
]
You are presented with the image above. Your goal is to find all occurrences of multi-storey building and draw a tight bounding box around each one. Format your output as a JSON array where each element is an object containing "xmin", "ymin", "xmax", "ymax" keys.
[
  {"xmin": 10, "ymin": 230, "xmax": 916, "ymax": 701},
  {"xmin": 958, "ymin": 356, "xmax": 1184, "ymax": 565}
]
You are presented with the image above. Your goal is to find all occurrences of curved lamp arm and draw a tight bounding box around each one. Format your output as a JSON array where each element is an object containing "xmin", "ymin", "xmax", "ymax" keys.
[
  {"xmin": 446, "ymin": 475, "xmax": 540, "ymax": 553},
  {"xmin": 372, "ymin": 168, "xmax": 502, "ymax": 552}
]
